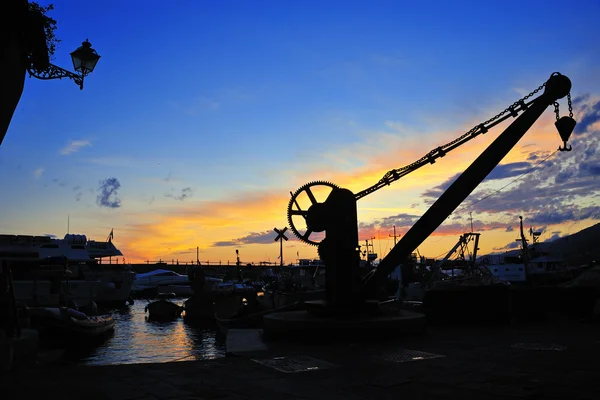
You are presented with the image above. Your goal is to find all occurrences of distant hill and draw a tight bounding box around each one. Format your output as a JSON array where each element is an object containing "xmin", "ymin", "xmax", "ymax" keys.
[{"xmin": 532, "ymin": 222, "xmax": 600, "ymax": 266}]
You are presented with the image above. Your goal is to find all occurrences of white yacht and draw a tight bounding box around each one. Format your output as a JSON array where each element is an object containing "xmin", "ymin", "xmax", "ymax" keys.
[
  {"xmin": 132, "ymin": 269, "xmax": 190, "ymax": 291},
  {"xmin": 1, "ymin": 235, "xmax": 102, "ymax": 308},
  {"xmin": 63, "ymin": 233, "xmax": 136, "ymax": 306},
  {"xmin": 0, "ymin": 231, "xmax": 135, "ymax": 307}
]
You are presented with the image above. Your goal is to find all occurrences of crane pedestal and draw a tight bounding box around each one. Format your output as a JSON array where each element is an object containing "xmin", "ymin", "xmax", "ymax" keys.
[{"xmin": 264, "ymin": 187, "xmax": 426, "ymax": 342}]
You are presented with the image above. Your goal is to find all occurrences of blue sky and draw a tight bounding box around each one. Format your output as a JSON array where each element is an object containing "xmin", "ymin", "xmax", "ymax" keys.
[{"xmin": 2, "ymin": 0, "xmax": 600, "ymax": 263}]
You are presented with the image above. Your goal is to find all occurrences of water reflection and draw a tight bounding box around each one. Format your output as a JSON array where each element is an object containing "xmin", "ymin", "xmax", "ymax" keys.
[{"xmin": 61, "ymin": 299, "xmax": 226, "ymax": 365}]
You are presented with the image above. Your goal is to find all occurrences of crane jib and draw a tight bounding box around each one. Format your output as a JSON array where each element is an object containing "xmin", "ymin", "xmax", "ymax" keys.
[{"xmin": 369, "ymin": 73, "xmax": 572, "ymax": 289}]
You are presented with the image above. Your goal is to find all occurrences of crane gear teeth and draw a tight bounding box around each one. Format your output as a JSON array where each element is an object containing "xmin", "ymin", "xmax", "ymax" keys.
[{"xmin": 287, "ymin": 181, "xmax": 339, "ymax": 246}]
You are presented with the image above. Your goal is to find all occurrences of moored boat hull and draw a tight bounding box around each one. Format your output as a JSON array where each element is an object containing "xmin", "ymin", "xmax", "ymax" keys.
[
  {"xmin": 27, "ymin": 307, "xmax": 115, "ymax": 339},
  {"xmin": 144, "ymin": 299, "xmax": 183, "ymax": 320}
]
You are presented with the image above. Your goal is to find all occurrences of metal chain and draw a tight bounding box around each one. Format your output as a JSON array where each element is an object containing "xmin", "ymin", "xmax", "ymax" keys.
[
  {"xmin": 568, "ymin": 93, "xmax": 573, "ymax": 117},
  {"xmin": 554, "ymin": 92, "xmax": 573, "ymax": 121},
  {"xmin": 384, "ymin": 81, "xmax": 547, "ymax": 178}
]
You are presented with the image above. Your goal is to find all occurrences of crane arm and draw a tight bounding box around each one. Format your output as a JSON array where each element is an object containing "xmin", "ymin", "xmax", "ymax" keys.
[{"xmin": 363, "ymin": 72, "xmax": 573, "ymax": 293}]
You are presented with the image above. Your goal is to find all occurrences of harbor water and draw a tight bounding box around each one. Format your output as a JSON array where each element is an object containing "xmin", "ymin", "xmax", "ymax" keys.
[{"xmin": 59, "ymin": 299, "xmax": 226, "ymax": 365}]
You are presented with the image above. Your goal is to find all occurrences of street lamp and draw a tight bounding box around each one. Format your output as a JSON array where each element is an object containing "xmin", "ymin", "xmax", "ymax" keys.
[{"xmin": 27, "ymin": 39, "xmax": 101, "ymax": 90}]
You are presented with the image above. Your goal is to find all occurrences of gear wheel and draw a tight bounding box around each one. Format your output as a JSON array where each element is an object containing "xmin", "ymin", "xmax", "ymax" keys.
[{"xmin": 287, "ymin": 181, "xmax": 339, "ymax": 246}]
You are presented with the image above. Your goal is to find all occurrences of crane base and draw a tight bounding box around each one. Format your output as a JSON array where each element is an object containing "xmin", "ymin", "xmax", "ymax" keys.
[{"xmin": 263, "ymin": 309, "xmax": 426, "ymax": 343}]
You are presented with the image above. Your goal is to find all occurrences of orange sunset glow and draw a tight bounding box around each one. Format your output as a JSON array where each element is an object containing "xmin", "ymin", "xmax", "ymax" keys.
[{"xmin": 3, "ymin": 2, "xmax": 599, "ymax": 269}]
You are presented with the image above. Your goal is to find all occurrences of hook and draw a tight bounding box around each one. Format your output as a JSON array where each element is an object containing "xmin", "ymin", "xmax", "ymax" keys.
[{"xmin": 558, "ymin": 141, "xmax": 572, "ymax": 152}]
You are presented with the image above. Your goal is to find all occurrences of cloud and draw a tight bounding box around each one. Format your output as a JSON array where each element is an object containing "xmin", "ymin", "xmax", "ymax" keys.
[
  {"xmin": 457, "ymin": 139, "xmax": 600, "ymax": 225},
  {"xmin": 421, "ymin": 161, "xmax": 534, "ymax": 201},
  {"xmin": 364, "ymin": 213, "xmax": 421, "ymax": 231},
  {"xmin": 165, "ymin": 187, "xmax": 194, "ymax": 201},
  {"xmin": 96, "ymin": 177, "xmax": 122, "ymax": 208},
  {"xmin": 73, "ymin": 185, "xmax": 83, "ymax": 202},
  {"xmin": 573, "ymin": 96, "xmax": 600, "ymax": 135},
  {"xmin": 212, "ymin": 231, "xmax": 290, "ymax": 247},
  {"xmin": 579, "ymin": 161, "xmax": 600, "ymax": 177},
  {"xmin": 60, "ymin": 140, "xmax": 91, "ymax": 155},
  {"xmin": 546, "ymin": 231, "xmax": 562, "ymax": 242},
  {"xmin": 494, "ymin": 241, "xmax": 521, "ymax": 251},
  {"xmin": 111, "ymin": 92, "xmax": 600, "ymax": 263},
  {"xmin": 52, "ymin": 178, "xmax": 67, "ymax": 187},
  {"xmin": 175, "ymin": 249, "xmax": 196, "ymax": 255},
  {"xmin": 528, "ymin": 206, "xmax": 600, "ymax": 225},
  {"xmin": 33, "ymin": 167, "xmax": 44, "ymax": 179},
  {"xmin": 119, "ymin": 191, "xmax": 294, "ymax": 261},
  {"xmin": 485, "ymin": 162, "xmax": 532, "ymax": 181},
  {"xmin": 351, "ymin": 115, "xmax": 600, "ymax": 244},
  {"xmin": 410, "ymin": 96, "xmax": 600, "ymax": 233},
  {"xmin": 354, "ymin": 210, "xmax": 513, "ymax": 244}
]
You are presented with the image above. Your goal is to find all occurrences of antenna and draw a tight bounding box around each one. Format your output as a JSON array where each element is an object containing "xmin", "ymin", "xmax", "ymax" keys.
[
  {"xmin": 389, "ymin": 225, "xmax": 400, "ymax": 246},
  {"xmin": 67, "ymin": 215, "xmax": 70, "ymax": 234}
]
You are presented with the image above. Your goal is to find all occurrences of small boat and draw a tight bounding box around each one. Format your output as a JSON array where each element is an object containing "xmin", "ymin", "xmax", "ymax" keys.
[
  {"xmin": 27, "ymin": 307, "xmax": 115, "ymax": 337},
  {"xmin": 183, "ymin": 295, "xmax": 215, "ymax": 320},
  {"xmin": 144, "ymin": 299, "xmax": 183, "ymax": 320}
]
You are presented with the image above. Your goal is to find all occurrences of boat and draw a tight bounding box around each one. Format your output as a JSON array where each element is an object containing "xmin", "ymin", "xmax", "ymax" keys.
[
  {"xmin": 78, "ymin": 233, "xmax": 136, "ymax": 306},
  {"xmin": 288, "ymin": 259, "xmax": 326, "ymax": 288},
  {"xmin": 144, "ymin": 299, "xmax": 183, "ymax": 320},
  {"xmin": 0, "ymin": 232, "xmax": 135, "ymax": 307},
  {"xmin": 478, "ymin": 218, "xmax": 577, "ymax": 286},
  {"xmin": 405, "ymin": 227, "xmax": 594, "ymax": 323},
  {"xmin": 27, "ymin": 306, "xmax": 115, "ymax": 337},
  {"xmin": 183, "ymin": 295, "xmax": 215, "ymax": 320},
  {"xmin": 132, "ymin": 269, "xmax": 191, "ymax": 293},
  {"xmin": 6, "ymin": 253, "xmax": 103, "ymax": 309}
]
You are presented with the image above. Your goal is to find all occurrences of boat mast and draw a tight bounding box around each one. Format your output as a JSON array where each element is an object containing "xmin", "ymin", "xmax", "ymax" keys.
[{"xmin": 519, "ymin": 216, "xmax": 529, "ymax": 281}]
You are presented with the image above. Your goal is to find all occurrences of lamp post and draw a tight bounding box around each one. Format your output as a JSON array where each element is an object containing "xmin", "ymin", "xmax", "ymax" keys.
[
  {"xmin": 27, "ymin": 39, "xmax": 101, "ymax": 90},
  {"xmin": 1, "ymin": 3, "xmax": 102, "ymax": 145}
]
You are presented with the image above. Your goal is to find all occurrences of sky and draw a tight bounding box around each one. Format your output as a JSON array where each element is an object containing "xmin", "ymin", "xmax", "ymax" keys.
[{"xmin": 2, "ymin": 0, "xmax": 600, "ymax": 265}]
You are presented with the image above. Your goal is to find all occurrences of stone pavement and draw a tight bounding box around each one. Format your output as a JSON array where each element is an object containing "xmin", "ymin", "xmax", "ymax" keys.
[{"xmin": 2, "ymin": 319, "xmax": 600, "ymax": 399}]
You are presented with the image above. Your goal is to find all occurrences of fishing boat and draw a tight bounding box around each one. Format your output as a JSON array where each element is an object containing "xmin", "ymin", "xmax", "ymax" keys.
[
  {"xmin": 27, "ymin": 306, "xmax": 115, "ymax": 337},
  {"xmin": 144, "ymin": 299, "xmax": 183, "ymax": 320}
]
